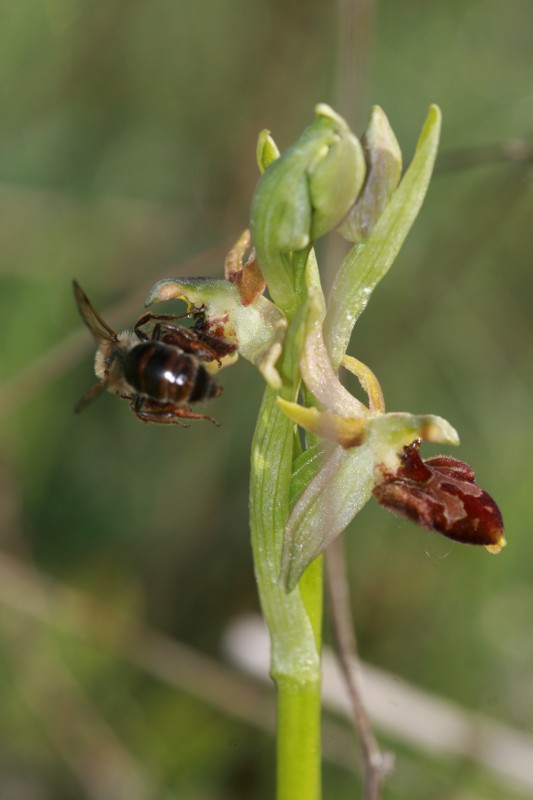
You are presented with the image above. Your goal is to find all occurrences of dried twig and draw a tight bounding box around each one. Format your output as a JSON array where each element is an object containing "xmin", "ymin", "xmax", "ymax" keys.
[{"xmin": 326, "ymin": 536, "xmax": 394, "ymax": 799}]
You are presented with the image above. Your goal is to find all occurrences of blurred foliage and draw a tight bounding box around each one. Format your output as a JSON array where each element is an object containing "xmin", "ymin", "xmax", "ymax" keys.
[{"xmin": 0, "ymin": 0, "xmax": 532, "ymax": 797}]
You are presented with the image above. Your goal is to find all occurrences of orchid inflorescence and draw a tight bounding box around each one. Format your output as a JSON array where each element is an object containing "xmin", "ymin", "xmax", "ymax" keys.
[{"xmin": 147, "ymin": 102, "xmax": 505, "ymax": 595}]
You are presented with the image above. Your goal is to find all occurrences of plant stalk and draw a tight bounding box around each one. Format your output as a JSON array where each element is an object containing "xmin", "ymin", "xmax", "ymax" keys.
[
  {"xmin": 250, "ymin": 296, "xmax": 323, "ymax": 799},
  {"xmin": 276, "ymin": 676, "xmax": 321, "ymax": 800}
]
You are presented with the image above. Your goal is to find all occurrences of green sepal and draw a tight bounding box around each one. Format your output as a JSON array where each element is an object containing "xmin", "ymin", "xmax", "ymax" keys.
[
  {"xmin": 324, "ymin": 105, "xmax": 442, "ymax": 369},
  {"xmin": 337, "ymin": 105, "xmax": 402, "ymax": 243}
]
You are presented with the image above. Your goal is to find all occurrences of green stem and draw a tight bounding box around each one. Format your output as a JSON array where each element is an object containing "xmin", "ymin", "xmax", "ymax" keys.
[
  {"xmin": 250, "ymin": 338, "xmax": 323, "ymax": 799},
  {"xmin": 276, "ymin": 676, "xmax": 321, "ymax": 800}
]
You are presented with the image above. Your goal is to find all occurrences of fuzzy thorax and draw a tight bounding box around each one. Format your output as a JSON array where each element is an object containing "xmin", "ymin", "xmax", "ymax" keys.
[{"xmin": 94, "ymin": 330, "xmax": 137, "ymax": 396}]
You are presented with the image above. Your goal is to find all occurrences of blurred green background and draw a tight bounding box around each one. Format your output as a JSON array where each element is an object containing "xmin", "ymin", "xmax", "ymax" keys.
[{"xmin": 0, "ymin": 1, "xmax": 532, "ymax": 797}]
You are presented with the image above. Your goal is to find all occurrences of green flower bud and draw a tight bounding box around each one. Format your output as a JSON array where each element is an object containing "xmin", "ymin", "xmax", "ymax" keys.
[
  {"xmin": 337, "ymin": 106, "xmax": 402, "ymax": 243},
  {"xmin": 308, "ymin": 104, "xmax": 367, "ymax": 239},
  {"xmin": 250, "ymin": 104, "xmax": 366, "ymax": 314}
]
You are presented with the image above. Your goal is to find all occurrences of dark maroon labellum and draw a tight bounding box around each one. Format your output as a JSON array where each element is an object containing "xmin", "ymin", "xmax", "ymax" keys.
[{"xmin": 373, "ymin": 441, "xmax": 505, "ymax": 551}]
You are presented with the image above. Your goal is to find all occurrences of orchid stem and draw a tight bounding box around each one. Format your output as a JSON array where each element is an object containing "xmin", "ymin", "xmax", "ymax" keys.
[{"xmin": 250, "ymin": 298, "xmax": 323, "ymax": 799}]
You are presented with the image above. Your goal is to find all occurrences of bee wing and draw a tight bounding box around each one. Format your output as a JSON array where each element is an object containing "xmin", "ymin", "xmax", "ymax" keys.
[
  {"xmin": 73, "ymin": 281, "xmax": 117, "ymax": 342},
  {"xmin": 74, "ymin": 380, "xmax": 107, "ymax": 413}
]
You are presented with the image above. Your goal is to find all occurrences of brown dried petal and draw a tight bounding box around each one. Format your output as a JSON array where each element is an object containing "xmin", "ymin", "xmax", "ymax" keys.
[
  {"xmin": 373, "ymin": 441, "xmax": 505, "ymax": 550},
  {"xmin": 224, "ymin": 231, "xmax": 266, "ymax": 306}
]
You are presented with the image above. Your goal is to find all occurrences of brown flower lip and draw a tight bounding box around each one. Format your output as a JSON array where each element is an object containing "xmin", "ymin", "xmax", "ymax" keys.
[{"xmin": 373, "ymin": 441, "xmax": 505, "ymax": 551}]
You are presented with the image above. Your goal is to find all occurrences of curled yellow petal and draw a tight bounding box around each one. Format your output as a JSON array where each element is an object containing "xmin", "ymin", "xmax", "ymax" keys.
[{"xmin": 342, "ymin": 355, "xmax": 385, "ymax": 414}]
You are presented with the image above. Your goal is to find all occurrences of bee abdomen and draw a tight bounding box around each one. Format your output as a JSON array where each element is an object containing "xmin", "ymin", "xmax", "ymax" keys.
[
  {"xmin": 189, "ymin": 363, "xmax": 221, "ymax": 403},
  {"xmin": 124, "ymin": 343, "xmax": 219, "ymax": 405}
]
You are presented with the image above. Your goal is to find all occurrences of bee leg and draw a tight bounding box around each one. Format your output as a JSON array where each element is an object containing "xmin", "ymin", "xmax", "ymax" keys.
[
  {"xmin": 151, "ymin": 321, "xmax": 228, "ymax": 366},
  {"xmin": 131, "ymin": 397, "xmax": 219, "ymax": 427},
  {"xmin": 170, "ymin": 405, "xmax": 221, "ymax": 427},
  {"xmin": 131, "ymin": 395, "xmax": 187, "ymax": 426},
  {"xmin": 134, "ymin": 312, "xmax": 191, "ymax": 342}
]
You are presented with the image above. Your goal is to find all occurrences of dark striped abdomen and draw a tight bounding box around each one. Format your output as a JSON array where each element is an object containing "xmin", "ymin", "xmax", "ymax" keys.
[{"xmin": 124, "ymin": 342, "xmax": 218, "ymax": 404}]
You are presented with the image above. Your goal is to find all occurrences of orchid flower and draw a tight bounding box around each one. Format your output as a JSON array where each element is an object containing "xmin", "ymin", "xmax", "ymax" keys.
[
  {"xmin": 145, "ymin": 230, "xmax": 287, "ymax": 390},
  {"xmin": 278, "ymin": 285, "xmax": 505, "ymax": 591},
  {"xmin": 144, "ymin": 103, "xmax": 506, "ymax": 800}
]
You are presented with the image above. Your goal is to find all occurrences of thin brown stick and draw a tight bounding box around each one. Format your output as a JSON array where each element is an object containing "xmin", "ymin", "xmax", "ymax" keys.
[{"xmin": 326, "ymin": 536, "xmax": 393, "ymax": 799}]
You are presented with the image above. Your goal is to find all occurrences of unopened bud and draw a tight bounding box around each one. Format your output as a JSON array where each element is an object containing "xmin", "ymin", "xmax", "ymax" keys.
[
  {"xmin": 308, "ymin": 104, "xmax": 366, "ymax": 239},
  {"xmin": 251, "ymin": 105, "xmax": 366, "ymax": 310},
  {"xmin": 337, "ymin": 106, "xmax": 402, "ymax": 243}
]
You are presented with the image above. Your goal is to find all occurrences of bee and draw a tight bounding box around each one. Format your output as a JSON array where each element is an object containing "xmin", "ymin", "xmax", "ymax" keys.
[{"xmin": 73, "ymin": 281, "xmax": 229, "ymax": 425}]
